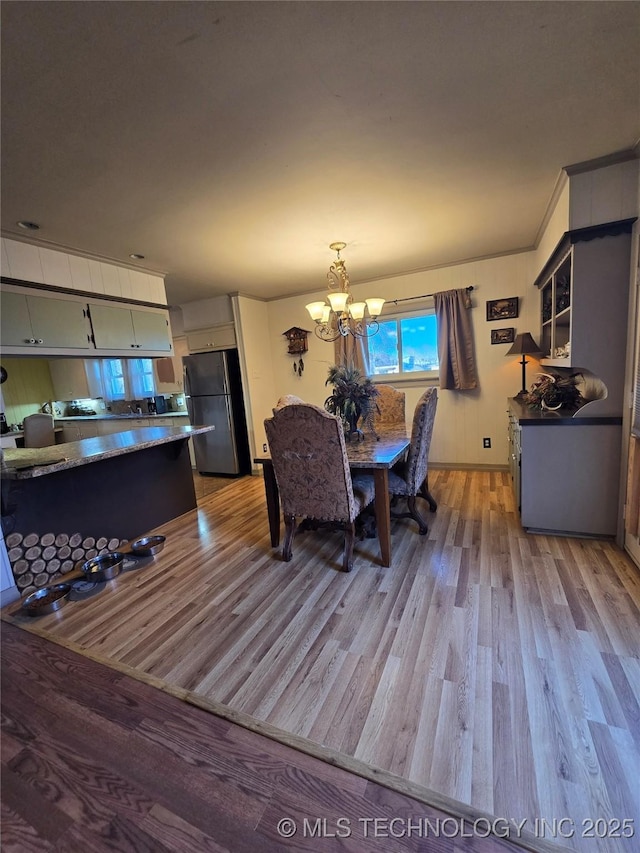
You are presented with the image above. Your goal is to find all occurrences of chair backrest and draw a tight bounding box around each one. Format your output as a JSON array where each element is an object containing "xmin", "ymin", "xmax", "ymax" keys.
[
  {"xmin": 264, "ymin": 403, "xmax": 359, "ymax": 523},
  {"xmin": 23, "ymin": 413, "xmax": 55, "ymax": 448},
  {"xmin": 404, "ymin": 388, "xmax": 438, "ymax": 490},
  {"xmin": 272, "ymin": 394, "xmax": 305, "ymax": 414},
  {"xmin": 373, "ymin": 384, "xmax": 406, "ymax": 426}
]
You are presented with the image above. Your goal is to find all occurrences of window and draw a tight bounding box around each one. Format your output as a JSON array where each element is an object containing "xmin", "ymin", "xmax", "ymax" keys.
[
  {"xmin": 368, "ymin": 309, "xmax": 439, "ymax": 378},
  {"xmin": 102, "ymin": 359, "xmax": 126, "ymax": 400},
  {"xmin": 85, "ymin": 358, "xmax": 156, "ymax": 401}
]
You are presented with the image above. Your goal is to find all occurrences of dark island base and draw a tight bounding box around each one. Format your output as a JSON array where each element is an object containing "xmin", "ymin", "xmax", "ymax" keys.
[{"xmin": 2, "ymin": 439, "xmax": 196, "ymax": 542}]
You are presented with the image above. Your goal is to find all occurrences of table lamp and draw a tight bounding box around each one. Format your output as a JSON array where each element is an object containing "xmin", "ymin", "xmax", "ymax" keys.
[{"xmin": 506, "ymin": 332, "xmax": 541, "ymax": 396}]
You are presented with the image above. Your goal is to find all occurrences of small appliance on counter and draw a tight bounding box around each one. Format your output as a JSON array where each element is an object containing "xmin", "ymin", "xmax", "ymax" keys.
[{"xmin": 154, "ymin": 395, "xmax": 168, "ymax": 414}]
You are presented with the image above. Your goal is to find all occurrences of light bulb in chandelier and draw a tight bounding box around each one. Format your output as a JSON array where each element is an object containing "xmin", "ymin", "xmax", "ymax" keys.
[{"xmin": 305, "ymin": 242, "xmax": 385, "ymax": 341}]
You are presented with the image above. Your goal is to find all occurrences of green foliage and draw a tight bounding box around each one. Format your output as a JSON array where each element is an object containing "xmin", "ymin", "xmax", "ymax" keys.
[{"xmin": 324, "ymin": 363, "xmax": 379, "ymax": 426}]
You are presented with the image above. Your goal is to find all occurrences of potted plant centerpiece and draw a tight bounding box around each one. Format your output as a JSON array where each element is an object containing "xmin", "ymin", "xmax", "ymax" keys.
[{"xmin": 324, "ymin": 363, "xmax": 379, "ymax": 440}]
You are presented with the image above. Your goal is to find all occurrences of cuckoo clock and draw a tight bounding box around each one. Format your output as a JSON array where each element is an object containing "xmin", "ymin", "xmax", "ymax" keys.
[{"xmin": 283, "ymin": 327, "xmax": 309, "ymax": 377}]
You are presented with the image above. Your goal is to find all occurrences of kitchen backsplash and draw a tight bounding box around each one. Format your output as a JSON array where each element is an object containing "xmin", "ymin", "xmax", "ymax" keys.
[{"xmin": 58, "ymin": 394, "xmax": 187, "ymax": 417}]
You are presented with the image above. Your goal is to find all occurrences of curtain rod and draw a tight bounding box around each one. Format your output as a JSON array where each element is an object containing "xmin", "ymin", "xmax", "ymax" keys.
[{"xmin": 388, "ymin": 285, "xmax": 474, "ymax": 306}]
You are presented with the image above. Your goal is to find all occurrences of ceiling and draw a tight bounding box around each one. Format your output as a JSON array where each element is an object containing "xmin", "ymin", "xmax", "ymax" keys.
[{"xmin": 1, "ymin": 2, "xmax": 639, "ymax": 306}]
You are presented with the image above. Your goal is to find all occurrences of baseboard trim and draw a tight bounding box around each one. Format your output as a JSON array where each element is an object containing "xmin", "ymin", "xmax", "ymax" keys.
[{"xmin": 430, "ymin": 462, "xmax": 509, "ymax": 472}]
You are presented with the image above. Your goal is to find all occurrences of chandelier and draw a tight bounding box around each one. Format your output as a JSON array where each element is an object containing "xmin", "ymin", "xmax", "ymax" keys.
[{"xmin": 305, "ymin": 242, "xmax": 385, "ymax": 341}]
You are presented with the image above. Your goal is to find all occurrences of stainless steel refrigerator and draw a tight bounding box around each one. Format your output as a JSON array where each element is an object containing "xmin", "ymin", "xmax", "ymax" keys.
[{"xmin": 183, "ymin": 349, "xmax": 251, "ymax": 475}]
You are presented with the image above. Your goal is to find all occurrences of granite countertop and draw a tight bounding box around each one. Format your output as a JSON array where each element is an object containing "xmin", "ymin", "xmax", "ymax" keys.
[
  {"xmin": 55, "ymin": 412, "xmax": 189, "ymax": 421},
  {"xmin": 2, "ymin": 425, "xmax": 214, "ymax": 479}
]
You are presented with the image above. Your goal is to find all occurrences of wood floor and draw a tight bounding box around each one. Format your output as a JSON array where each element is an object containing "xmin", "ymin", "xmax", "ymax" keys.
[
  {"xmin": 1, "ymin": 622, "xmax": 522, "ymax": 853},
  {"xmin": 3, "ymin": 469, "xmax": 639, "ymax": 853}
]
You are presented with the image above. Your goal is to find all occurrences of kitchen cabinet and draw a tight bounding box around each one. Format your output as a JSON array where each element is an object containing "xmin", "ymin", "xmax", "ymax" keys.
[
  {"xmin": 2, "ymin": 238, "xmax": 167, "ymax": 304},
  {"xmin": 89, "ymin": 303, "xmax": 172, "ymax": 354},
  {"xmin": 186, "ymin": 323, "xmax": 236, "ymax": 353},
  {"xmin": 534, "ymin": 217, "xmax": 635, "ymax": 413},
  {"xmin": 98, "ymin": 418, "xmax": 149, "ymax": 435},
  {"xmin": 154, "ymin": 335, "xmax": 188, "ymax": 393},
  {"xmin": 1, "ymin": 289, "xmax": 92, "ymax": 351},
  {"xmin": 49, "ymin": 359, "xmax": 91, "ymax": 401}
]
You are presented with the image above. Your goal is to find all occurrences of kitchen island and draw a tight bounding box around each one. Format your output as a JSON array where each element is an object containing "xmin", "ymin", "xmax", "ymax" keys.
[{"xmin": 1, "ymin": 425, "xmax": 214, "ymax": 594}]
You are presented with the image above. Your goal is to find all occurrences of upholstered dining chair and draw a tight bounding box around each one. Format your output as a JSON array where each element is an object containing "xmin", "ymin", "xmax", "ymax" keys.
[
  {"xmin": 23, "ymin": 413, "xmax": 55, "ymax": 448},
  {"xmin": 388, "ymin": 388, "xmax": 438, "ymax": 535},
  {"xmin": 373, "ymin": 384, "xmax": 406, "ymax": 427},
  {"xmin": 272, "ymin": 394, "xmax": 305, "ymax": 414},
  {"xmin": 264, "ymin": 403, "xmax": 376, "ymax": 571}
]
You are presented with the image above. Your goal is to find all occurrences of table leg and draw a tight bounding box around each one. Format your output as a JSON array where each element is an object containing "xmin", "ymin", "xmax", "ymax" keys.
[
  {"xmin": 373, "ymin": 468, "xmax": 391, "ymax": 567},
  {"xmin": 261, "ymin": 461, "xmax": 281, "ymax": 547}
]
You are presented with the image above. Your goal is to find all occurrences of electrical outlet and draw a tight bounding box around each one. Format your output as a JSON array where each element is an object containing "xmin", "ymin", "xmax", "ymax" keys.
[
  {"xmin": 263, "ymin": 443, "xmax": 268, "ymax": 453},
  {"xmin": 483, "ymin": 437, "xmax": 491, "ymax": 448}
]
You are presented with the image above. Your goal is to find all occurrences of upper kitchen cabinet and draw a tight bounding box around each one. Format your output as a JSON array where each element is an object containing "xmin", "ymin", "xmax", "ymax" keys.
[
  {"xmin": 534, "ymin": 217, "xmax": 635, "ymax": 414},
  {"xmin": 88, "ymin": 302, "xmax": 172, "ymax": 355},
  {"xmin": 1, "ymin": 288, "xmax": 92, "ymax": 352},
  {"xmin": 49, "ymin": 359, "xmax": 91, "ymax": 400},
  {"xmin": 186, "ymin": 323, "xmax": 236, "ymax": 353},
  {"xmin": 1, "ymin": 238, "xmax": 167, "ymax": 304},
  {"xmin": 154, "ymin": 335, "xmax": 188, "ymax": 393}
]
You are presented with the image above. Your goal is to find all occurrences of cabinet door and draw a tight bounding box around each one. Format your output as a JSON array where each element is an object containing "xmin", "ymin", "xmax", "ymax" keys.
[
  {"xmin": 49, "ymin": 359, "xmax": 91, "ymax": 400},
  {"xmin": 28, "ymin": 295, "xmax": 91, "ymax": 349},
  {"xmin": 58, "ymin": 422, "xmax": 81, "ymax": 442},
  {"xmin": 77, "ymin": 422, "xmax": 100, "ymax": 439},
  {"xmin": 186, "ymin": 324, "xmax": 236, "ymax": 353},
  {"xmin": 1, "ymin": 291, "xmax": 33, "ymax": 345},
  {"xmin": 130, "ymin": 309, "xmax": 172, "ymax": 351},
  {"xmin": 0, "ymin": 292, "xmax": 90, "ymax": 349},
  {"xmin": 89, "ymin": 304, "xmax": 137, "ymax": 350}
]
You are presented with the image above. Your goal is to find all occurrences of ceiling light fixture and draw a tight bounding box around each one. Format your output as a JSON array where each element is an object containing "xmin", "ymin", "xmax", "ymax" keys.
[
  {"xmin": 16, "ymin": 220, "xmax": 40, "ymax": 230},
  {"xmin": 129, "ymin": 253, "xmax": 145, "ymax": 260},
  {"xmin": 305, "ymin": 242, "xmax": 385, "ymax": 341}
]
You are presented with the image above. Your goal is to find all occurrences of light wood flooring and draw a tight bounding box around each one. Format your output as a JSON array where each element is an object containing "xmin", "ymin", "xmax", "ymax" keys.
[
  {"xmin": 192, "ymin": 470, "xmax": 244, "ymax": 502},
  {"xmin": 3, "ymin": 470, "xmax": 640, "ymax": 853},
  {"xmin": 1, "ymin": 622, "xmax": 520, "ymax": 853}
]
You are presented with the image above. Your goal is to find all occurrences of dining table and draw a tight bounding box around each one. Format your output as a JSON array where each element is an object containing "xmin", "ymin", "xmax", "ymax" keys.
[{"xmin": 254, "ymin": 425, "xmax": 410, "ymax": 568}]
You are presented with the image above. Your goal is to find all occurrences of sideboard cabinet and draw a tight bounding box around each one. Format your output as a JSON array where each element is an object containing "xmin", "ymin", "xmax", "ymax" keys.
[
  {"xmin": 508, "ymin": 399, "xmax": 622, "ymax": 537},
  {"xmin": 533, "ymin": 217, "xmax": 635, "ymax": 415}
]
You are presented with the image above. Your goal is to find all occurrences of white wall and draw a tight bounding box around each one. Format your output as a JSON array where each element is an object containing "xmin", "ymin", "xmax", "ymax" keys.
[
  {"xmin": 233, "ymin": 294, "xmax": 277, "ymax": 460},
  {"xmin": 252, "ymin": 250, "xmax": 545, "ymax": 468}
]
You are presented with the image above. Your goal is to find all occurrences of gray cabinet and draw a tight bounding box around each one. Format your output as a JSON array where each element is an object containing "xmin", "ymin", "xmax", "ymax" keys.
[
  {"xmin": 1, "ymin": 290, "xmax": 91, "ymax": 350},
  {"xmin": 535, "ymin": 218, "xmax": 634, "ymax": 414},
  {"xmin": 508, "ymin": 399, "xmax": 622, "ymax": 537},
  {"xmin": 89, "ymin": 303, "xmax": 172, "ymax": 354}
]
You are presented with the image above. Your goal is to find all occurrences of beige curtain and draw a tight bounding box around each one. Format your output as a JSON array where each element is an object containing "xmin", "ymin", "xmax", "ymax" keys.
[
  {"xmin": 434, "ymin": 288, "xmax": 478, "ymax": 390},
  {"xmin": 334, "ymin": 323, "xmax": 369, "ymax": 372}
]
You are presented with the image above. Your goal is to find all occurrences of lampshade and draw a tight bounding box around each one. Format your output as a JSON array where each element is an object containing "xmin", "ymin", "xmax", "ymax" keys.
[
  {"xmin": 305, "ymin": 242, "xmax": 385, "ymax": 342},
  {"xmin": 506, "ymin": 332, "xmax": 541, "ymax": 357}
]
